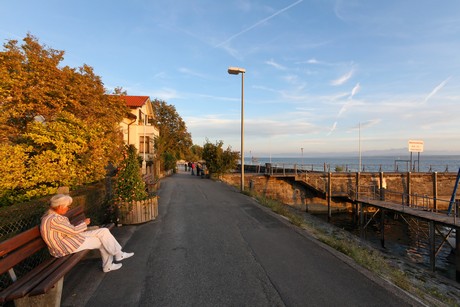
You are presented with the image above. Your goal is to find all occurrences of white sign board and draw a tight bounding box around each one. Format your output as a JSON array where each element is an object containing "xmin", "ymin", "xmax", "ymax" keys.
[{"xmin": 408, "ymin": 140, "xmax": 424, "ymax": 153}]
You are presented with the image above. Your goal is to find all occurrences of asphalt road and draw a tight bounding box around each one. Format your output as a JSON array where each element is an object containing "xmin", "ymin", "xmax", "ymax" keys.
[{"xmin": 62, "ymin": 171, "xmax": 421, "ymax": 307}]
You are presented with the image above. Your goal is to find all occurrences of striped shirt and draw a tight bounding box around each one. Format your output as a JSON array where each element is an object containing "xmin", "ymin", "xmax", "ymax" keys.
[{"xmin": 40, "ymin": 212, "xmax": 87, "ymax": 257}]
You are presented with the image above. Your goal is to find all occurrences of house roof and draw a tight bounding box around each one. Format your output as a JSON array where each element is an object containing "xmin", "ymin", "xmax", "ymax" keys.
[{"xmin": 121, "ymin": 96, "xmax": 150, "ymax": 108}]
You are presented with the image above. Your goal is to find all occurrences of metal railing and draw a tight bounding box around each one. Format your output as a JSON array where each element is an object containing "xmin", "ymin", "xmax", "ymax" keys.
[
  {"xmin": 353, "ymin": 185, "xmax": 458, "ymax": 223},
  {"xmin": 245, "ymin": 163, "xmax": 456, "ymax": 174}
]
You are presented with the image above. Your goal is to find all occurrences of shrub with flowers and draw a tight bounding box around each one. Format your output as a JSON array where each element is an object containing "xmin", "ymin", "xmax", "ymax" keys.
[{"xmin": 113, "ymin": 145, "xmax": 148, "ymax": 217}]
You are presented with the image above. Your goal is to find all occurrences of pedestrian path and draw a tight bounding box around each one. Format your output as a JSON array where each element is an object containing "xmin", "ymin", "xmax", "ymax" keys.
[{"xmin": 62, "ymin": 172, "xmax": 421, "ymax": 306}]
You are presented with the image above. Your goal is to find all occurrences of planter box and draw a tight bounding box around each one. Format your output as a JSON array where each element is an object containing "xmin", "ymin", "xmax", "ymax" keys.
[{"xmin": 118, "ymin": 196, "xmax": 159, "ymax": 225}]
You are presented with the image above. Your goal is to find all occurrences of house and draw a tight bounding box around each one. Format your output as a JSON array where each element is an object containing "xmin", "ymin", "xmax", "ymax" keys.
[{"xmin": 118, "ymin": 95, "xmax": 159, "ymax": 178}]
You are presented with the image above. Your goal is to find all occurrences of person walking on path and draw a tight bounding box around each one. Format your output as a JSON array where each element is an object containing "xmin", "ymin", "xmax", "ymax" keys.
[
  {"xmin": 40, "ymin": 194, "xmax": 134, "ymax": 273},
  {"xmin": 191, "ymin": 162, "xmax": 196, "ymax": 175}
]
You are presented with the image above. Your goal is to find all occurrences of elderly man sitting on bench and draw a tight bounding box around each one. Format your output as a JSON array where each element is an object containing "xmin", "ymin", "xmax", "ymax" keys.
[{"xmin": 40, "ymin": 194, "xmax": 134, "ymax": 272}]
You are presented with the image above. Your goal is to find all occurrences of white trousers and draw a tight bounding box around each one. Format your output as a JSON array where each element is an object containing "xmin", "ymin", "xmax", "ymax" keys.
[{"xmin": 74, "ymin": 228, "xmax": 122, "ymax": 270}]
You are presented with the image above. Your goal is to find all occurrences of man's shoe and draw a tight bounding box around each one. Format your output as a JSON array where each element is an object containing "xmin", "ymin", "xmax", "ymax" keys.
[
  {"xmin": 115, "ymin": 252, "xmax": 134, "ymax": 261},
  {"xmin": 103, "ymin": 263, "xmax": 122, "ymax": 272}
]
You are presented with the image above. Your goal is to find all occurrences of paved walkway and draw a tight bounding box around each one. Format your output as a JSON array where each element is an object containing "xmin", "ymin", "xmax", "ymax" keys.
[{"xmin": 62, "ymin": 171, "xmax": 422, "ymax": 306}]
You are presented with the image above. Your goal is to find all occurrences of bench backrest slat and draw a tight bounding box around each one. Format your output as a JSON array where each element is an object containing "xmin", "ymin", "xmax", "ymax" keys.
[
  {"xmin": 0, "ymin": 227, "xmax": 41, "ymax": 258},
  {"xmin": 0, "ymin": 237, "xmax": 46, "ymax": 275},
  {"xmin": 0, "ymin": 206, "xmax": 86, "ymax": 275}
]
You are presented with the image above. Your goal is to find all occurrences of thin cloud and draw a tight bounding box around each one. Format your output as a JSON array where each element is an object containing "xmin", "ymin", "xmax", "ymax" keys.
[
  {"xmin": 423, "ymin": 77, "xmax": 451, "ymax": 103},
  {"xmin": 282, "ymin": 74, "xmax": 298, "ymax": 83},
  {"xmin": 266, "ymin": 59, "xmax": 287, "ymax": 70},
  {"xmin": 153, "ymin": 72, "xmax": 167, "ymax": 79},
  {"xmin": 216, "ymin": 0, "xmax": 304, "ymax": 47},
  {"xmin": 301, "ymin": 58, "xmax": 352, "ymax": 67},
  {"xmin": 337, "ymin": 99, "xmax": 361, "ymax": 117},
  {"xmin": 327, "ymin": 121, "xmax": 338, "ymax": 135},
  {"xmin": 178, "ymin": 67, "xmax": 208, "ymax": 79},
  {"xmin": 350, "ymin": 82, "xmax": 361, "ymax": 99},
  {"xmin": 339, "ymin": 83, "xmax": 361, "ymax": 116},
  {"xmin": 331, "ymin": 69, "xmax": 354, "ymax": 86},
  {"xmin": 349, "ymin": 119, "xmax": 382, "ymax": 131},
  {"xmin": 151, "ymin": 88, "xmax": 181, "ymax": 100},
  {"xmin": 330, "ymin": 82, "xmax": 361, "ymax": 134}
]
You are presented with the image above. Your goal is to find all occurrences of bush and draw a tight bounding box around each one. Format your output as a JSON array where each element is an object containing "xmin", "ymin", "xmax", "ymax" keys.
[{"xmin": 113, "ymin": 145, "xmax": 148, "ymax": 217}]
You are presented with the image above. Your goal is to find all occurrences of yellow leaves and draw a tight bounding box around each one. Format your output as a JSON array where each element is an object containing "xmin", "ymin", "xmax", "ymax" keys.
[
  {"xmin": 0, "ymin": 144, "xmax": 28, "ymax": 190},
  {"xmin": 0, "ymin": 34, "xmax": 128, "ymax": 205}
]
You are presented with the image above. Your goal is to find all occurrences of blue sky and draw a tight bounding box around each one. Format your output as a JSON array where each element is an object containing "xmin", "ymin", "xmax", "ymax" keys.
[{"xmin": 2, "ymin": 0, "xmax": 460, "ymax": 157}]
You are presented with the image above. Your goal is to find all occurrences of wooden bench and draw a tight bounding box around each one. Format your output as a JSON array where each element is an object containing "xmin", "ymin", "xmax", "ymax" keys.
[{"xmin": 0, "ymin": 206, "xmax": 114, "ymax": 306}]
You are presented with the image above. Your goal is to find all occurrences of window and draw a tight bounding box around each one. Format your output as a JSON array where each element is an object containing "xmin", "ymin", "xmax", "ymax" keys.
[
  {"xmin": 139, "ymin": 136, "xmax": 150, "ymax": 153},
  {"xmin": 138, "ymin": 110, "xmax": 144, "ymax": 125}
]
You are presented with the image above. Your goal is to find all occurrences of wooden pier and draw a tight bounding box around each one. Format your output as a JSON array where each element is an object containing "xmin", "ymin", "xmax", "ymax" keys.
[
  {"xmin": 353, "ymin": 196, "xmax": 459, "ymax": 275},
  {"xmin": 356, "ymin": 197, "xmax": 459, "ymax": 228}
]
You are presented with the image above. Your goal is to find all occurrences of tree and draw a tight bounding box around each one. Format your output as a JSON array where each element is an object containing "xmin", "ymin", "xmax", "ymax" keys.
[
  {"xmin": 202, "ymin": 140, "xmax": 239, "ymax": 177},
  {"xmin": 113, "ymin": 145, "xmax": 148, "ymax": 205},
  {"xmin": 0, "ymin": 34, "xmax": 128, "ymax": 205},
  {"xmin": 151, "ymin": 99, "xmax": 193, "ymax": 171},
  {"xmin": 188, "ymin": 144, "xmax": 203, "ymax": 162}
]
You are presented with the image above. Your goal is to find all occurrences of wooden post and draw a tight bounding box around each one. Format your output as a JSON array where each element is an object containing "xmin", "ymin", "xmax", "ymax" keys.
[
  {"xmin": 456, "ymin": 227, "xmax": 460, "ymax": 282},
  {"xmin": 355, "ymin": 172, "xmax": 360, "ymax": 220},
  {"xmin": 379, "ymin": 172, "xmax": 385, "ymax": 201},
  {"xmin": 407, "ymin": 172, "xmax": 412, "ymax": 206},
  {"xmin": 356, "ymin": 172, "xmax": 360, "ymax": 200},
  {"xmin": 380, "ymin": 209, "xmax": 385, "ymax": 248},
  {"xmin": 359, "ymin": 202, "xmax": 365, "ymax": 239},
  {"xmin": 433, "ymin": 172, "xmax": 438, "ymax": 212},
  {"xmin": 327, "ymin": 172, "xmax": 332, "ymax": 220},
  {"xmin": 429, "ymin": 221, "xmax": 435, "ymax": 272}
]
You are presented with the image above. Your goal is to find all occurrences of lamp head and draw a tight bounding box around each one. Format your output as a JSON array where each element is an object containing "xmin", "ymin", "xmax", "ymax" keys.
[{"xmin": 228, "ymin": 67, "xmax": 246, "ymax": 75}]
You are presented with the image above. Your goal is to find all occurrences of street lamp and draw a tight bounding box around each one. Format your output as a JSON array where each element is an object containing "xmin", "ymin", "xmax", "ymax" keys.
[{"xmin": 228, "ymin": 66, "xmax": 246, "ymax": 191}]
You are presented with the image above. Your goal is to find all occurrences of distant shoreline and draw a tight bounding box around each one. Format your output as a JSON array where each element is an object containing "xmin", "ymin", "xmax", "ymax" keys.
[
  {"xmin": 248, "ymin": 153, "xmax": 460, "ymax": 159},
  {"xmin": 244, "ymin": 155, "xmax": 460, "ymax": 173}
]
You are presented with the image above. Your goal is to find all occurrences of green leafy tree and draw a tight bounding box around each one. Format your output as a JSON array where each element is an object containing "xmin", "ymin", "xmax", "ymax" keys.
[
  {"xmin": 151, "ymin": 99, "xmax": 192, "ymax": 171},
  {"xmin": 113, "ymin": 145, "xmax": 148, "ymax": 206},
  {"xmin": 188, "ymin": 144, "xmax": 203, "ymax": 162},
  {"xmin": 202, "ymin": 140, "xmax": 239, "ymax": 177},
  {"xmin": 163, "ymin": 152, "xmax": 177, "ymax": 173},
  {"xmin": 0, "ymin": 34, "xmax": 128, "ymax": 205}
]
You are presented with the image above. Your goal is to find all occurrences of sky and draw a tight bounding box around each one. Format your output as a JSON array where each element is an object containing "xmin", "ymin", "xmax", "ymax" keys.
[{"xmin": 2, "ymin": 0, "xmax": 460, "ymax": 158}]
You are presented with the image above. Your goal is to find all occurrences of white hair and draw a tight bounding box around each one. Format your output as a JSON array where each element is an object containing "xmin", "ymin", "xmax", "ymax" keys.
[{"xmin": 50, "ymin": 194, "xmax": 73, "ymax": 208}]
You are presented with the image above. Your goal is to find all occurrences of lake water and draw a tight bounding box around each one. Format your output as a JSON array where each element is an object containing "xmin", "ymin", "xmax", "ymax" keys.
[{"xmin": 247, "ymin": 155, "xmax": 460, "ymax": 173}]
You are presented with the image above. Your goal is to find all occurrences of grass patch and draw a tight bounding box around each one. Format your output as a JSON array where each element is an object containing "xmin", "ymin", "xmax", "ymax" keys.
[{"xmin": 239, "ymin": 188, "xmax": 458, "ymax": 306}]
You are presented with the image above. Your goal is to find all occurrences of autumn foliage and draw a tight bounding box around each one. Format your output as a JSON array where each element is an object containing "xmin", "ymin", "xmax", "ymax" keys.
[
  {"xmin": 0, "ymin": 34, "xmax": 128, "ymax": 206},
  {"xmin": 151, "ymin": 99, "xmax": 193, "ymax": 171}
]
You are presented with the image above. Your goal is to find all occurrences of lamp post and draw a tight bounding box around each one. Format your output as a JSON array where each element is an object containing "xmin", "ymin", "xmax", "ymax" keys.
[{"xmin": 228, "ymin": 66, "xmax": 246, "ymax": 192}]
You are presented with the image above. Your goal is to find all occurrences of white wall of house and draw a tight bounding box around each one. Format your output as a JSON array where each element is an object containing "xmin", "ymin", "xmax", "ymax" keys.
[{"xmin": 119, "ymin": 100, "xmax": 159, "ymax": 177}]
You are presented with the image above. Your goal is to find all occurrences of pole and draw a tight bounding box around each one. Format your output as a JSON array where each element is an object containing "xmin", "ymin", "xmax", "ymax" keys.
[
  {"xmin": 301, "ymin": 147, "xmax": 304, "ymax": 166},
  {"xmin": 417, "ymin": 152, "xmax": 420, "ymax": 172},
  {"xmin": 142, "ymin": 111, "xmax": 147, "ymax": 175},
  {"xmin": 241, "ymin": 72, "xmax": 245, "ymax": 192},
  {"xmin": 358, "ymin": 122, "xmax": 362, "ymax": 172}
]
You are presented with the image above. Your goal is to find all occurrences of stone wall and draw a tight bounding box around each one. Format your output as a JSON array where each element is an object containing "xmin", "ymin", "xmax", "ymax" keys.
[
  {"xmin": 221, "ymin": 171, "xmax": 459, "ymax": 212},
  {"xmin": 220, "ymin": 174, "xmax": 349, "ymax": 212}
]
